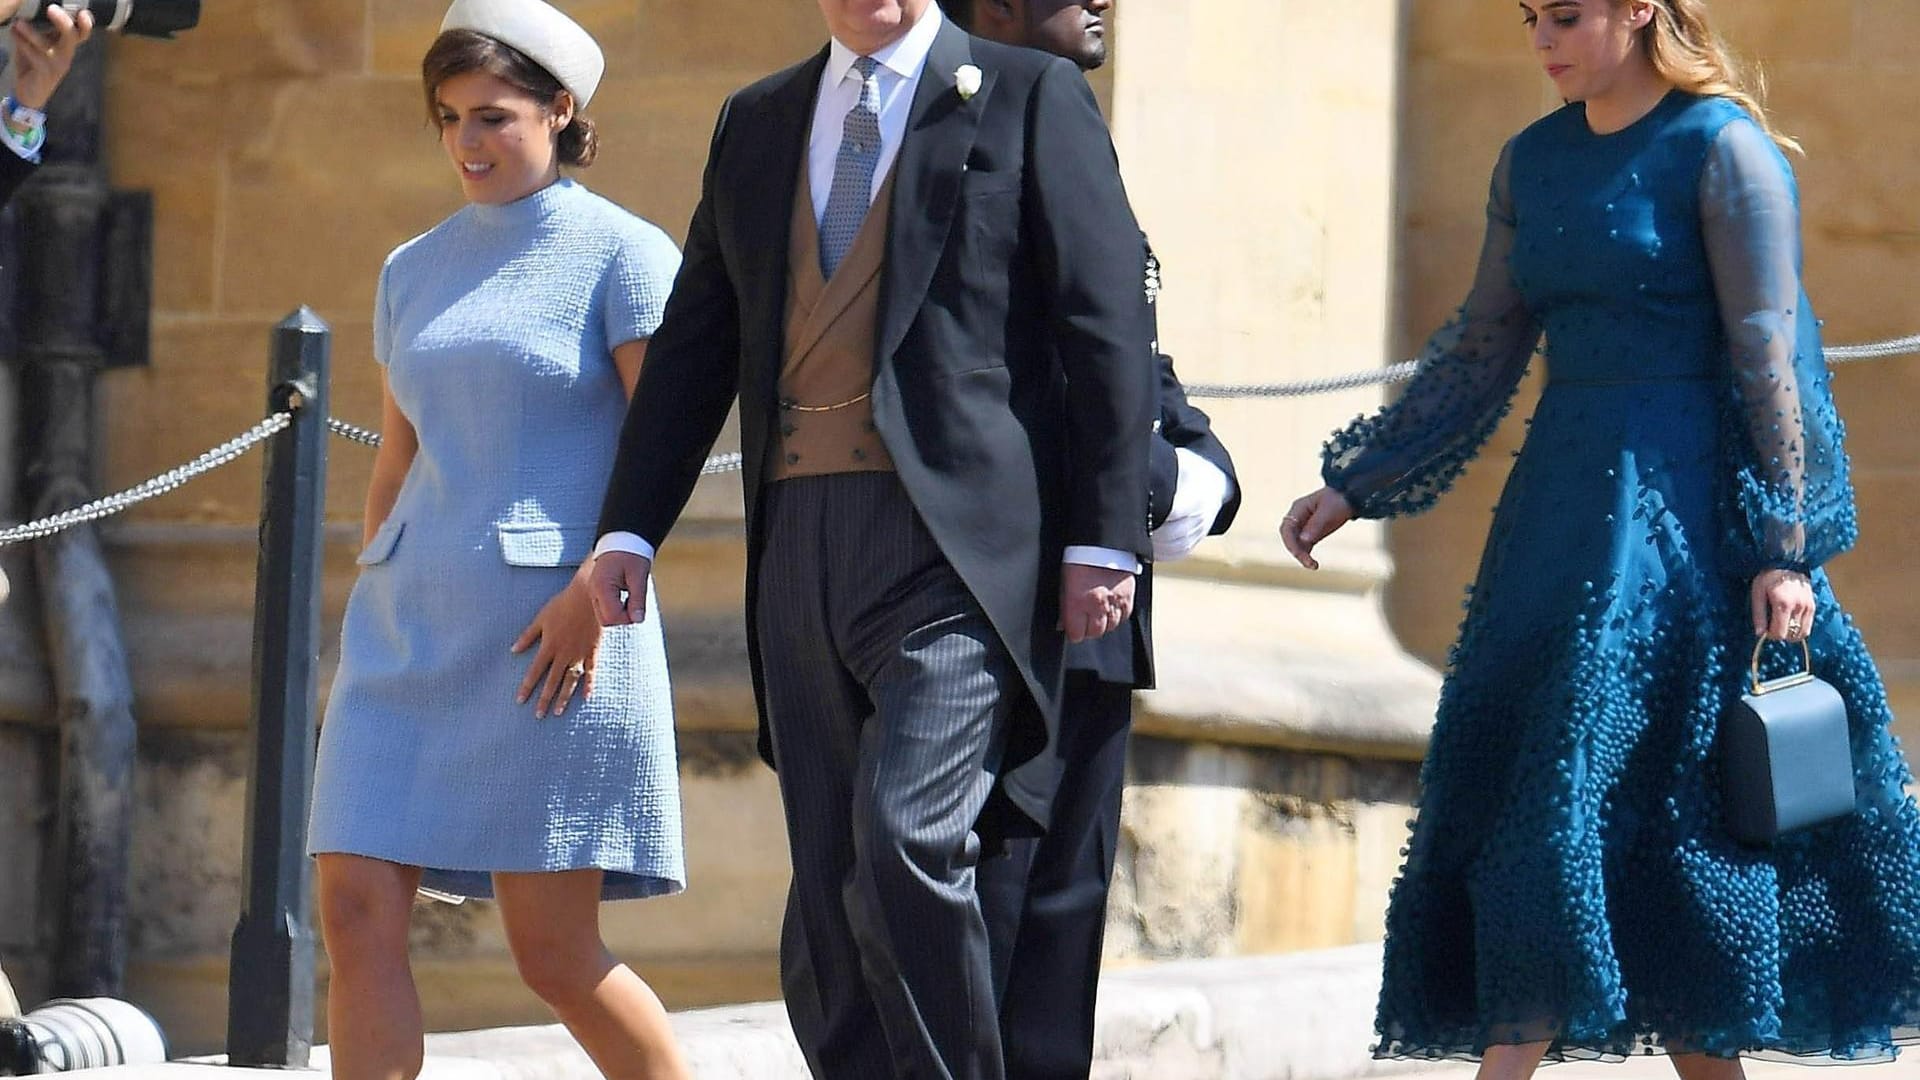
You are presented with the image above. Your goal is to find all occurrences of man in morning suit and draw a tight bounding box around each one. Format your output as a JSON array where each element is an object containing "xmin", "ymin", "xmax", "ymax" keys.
[
  {"xmin": 941, "ymin": 0, "xmax": 1241, "ymax": 1076},
  {"xmin": 586, "ymin": 0, "xmax": 1155, "ymax": 1075}
]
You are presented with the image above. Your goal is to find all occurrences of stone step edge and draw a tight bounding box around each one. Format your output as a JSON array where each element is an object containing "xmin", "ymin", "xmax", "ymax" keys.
[{"xmin": 76, "ymin": 944, "xmax": 1434, "ymax": 1079}]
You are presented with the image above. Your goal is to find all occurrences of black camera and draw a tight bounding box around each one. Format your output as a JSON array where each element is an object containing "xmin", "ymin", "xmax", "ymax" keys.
[{"xmin": 19, "ymin": 0, "xmax": 199, "ymax": 39}]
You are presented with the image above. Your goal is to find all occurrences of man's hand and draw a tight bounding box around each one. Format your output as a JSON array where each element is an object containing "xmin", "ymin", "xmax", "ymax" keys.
[
  {"xmin": 587, "ymin": 550, "xmax": 653, "ymax": 627},
  {"xmin": 12, "ymin": 5, "xmax": 93, "ymax": 112},
  {"xmin": 1059, "ymin": 563, "xmax": 1134, "ymax": 644}
]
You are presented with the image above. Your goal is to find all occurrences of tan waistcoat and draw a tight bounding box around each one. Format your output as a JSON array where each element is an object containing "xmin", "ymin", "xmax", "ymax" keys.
[{"xmin": 767, "ymin": 162, "xmax": 898, "ymax": 480}]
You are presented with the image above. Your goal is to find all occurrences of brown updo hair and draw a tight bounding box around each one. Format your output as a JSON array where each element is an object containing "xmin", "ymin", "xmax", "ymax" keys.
[{"xmin": 422, "ymin": 29, "xmax": 600, "ymax": 168}]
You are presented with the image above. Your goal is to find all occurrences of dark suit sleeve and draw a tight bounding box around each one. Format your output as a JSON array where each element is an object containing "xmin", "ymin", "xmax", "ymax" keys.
[
  {"xmin": 596, "ymin": 97, "xmax": 743, "ymax": 547},
  {"xmin": 0, "ymin": 149, "xmax": 34, "ymax": 209},
  {"xmin": 1149, "ymin": 349, "xmax": 1241, "ymax": 535},
  {"xmin": 1023, "ymin": 58, "xmax": 1155, "ymax": 558}
]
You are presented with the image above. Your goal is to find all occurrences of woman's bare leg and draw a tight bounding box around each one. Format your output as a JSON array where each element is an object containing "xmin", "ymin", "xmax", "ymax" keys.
[
  {"xmin": 1671, "ymin": 1053, "xmax": 1747, "ymax": 1080},
  {"xmin": 494, "ymin": 870, "xmax": 690, "ymax": 1080},
  {"xmin": 317, "ymin": 854, "xmax": 425, "ymax": 1080},
  {"xmin": 1477, "ymin": 1041, "xmax": 1553, "ymax": 1080}
]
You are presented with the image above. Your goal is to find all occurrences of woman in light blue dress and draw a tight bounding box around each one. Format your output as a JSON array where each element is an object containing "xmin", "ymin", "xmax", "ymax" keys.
[
  {"xmin": 1284, "ymin": 2, "xmax": 1920, "ymax": 1079},
  {"xmin": 306, "ymin": 5, "xmax": 690, "ymax": 1077}
]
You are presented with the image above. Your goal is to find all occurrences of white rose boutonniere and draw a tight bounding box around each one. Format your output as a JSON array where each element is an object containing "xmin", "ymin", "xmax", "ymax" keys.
[{"xmin": 955, "ymin": 64, "xmax": 983, "ymax": 102}]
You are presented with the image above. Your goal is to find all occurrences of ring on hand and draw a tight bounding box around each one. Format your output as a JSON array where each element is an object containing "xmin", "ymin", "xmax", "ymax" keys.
[
  {"xmin": 566, "ymin": 663, "xmax": 586, "ymax": 677},
  {"xmin": 1787, "ymin": 619, "xmax": 1803, "ymax": 638}
]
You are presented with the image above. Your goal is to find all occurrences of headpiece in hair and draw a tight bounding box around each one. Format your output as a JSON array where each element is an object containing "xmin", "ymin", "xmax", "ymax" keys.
[{"xmin": 440, "ymin": 0, "xmax": 605, "ymax": 107}]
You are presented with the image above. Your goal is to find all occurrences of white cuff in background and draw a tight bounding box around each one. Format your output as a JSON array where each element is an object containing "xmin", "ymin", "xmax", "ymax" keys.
[
  {"xmin": 592, "ymin": 531, "xmax": 656, "ymax": 561},
  {"xmin": 1151, "ymin": 449, "xmax": 1232, "ymax": 562}
]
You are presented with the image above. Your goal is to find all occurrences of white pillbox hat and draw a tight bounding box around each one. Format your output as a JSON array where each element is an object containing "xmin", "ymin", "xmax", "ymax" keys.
[{"xmin": 440, "ymin": 0, "xmax": 606, "ymax": 108}]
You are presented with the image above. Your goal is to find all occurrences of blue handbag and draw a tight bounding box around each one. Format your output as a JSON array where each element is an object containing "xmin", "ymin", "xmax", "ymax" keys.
[{"xmin": 1718, "ymin": 637, "xmax": 1857, "ymax": 847}]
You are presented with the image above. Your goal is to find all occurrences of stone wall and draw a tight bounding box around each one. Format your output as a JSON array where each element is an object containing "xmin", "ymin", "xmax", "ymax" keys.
[
  {"xmin": 1102, "ymin": 0, "xmax": 1444, "ymax": 962},
  {"xmin": 1388, "ymin": 1, "xmax": 1920, "ymax": 748}
]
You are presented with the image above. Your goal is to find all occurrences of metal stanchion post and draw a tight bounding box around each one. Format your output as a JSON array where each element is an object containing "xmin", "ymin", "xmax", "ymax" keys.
[{"xmin": 226, "ymin": 308, "xmax": 330, "ymax": 1068}]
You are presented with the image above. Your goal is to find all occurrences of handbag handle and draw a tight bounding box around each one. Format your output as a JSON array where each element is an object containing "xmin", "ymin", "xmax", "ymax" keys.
[{"xmin": 1749, "ymin": 636, "xmax": 1815, "ymax": 696}]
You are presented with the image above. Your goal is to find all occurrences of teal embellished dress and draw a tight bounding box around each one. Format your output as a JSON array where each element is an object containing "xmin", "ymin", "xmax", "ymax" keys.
[{"xmin": 1326, "ymin": 92, "xmax": 1920, "ymax": 1062}]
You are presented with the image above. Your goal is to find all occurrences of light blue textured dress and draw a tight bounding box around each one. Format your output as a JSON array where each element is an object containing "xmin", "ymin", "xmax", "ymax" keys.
[
  {"xmin": 1327, "ymin": 94, "xmax": 1920, "ymax": 1061},
  {"xmin": 309, "ymin": 179, "xmax": 686, "ymax": 902}
]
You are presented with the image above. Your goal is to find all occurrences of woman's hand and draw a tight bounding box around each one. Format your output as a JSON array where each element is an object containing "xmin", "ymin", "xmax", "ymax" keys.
[
  {"xmin": 1280, "ymin": 487, "xmax": 1355, "ymax": 570},
  {"xmin": 1751, "ymin": 567, "xmax": 1815, "ymax": 643},
  {"xmin": 513, "ymin": 570, "xmax": 603, "ymax": 718}
]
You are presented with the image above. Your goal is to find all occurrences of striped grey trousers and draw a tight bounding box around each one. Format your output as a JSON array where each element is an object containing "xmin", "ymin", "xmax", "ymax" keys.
[{"xmin": 756, "ymin": 472, "xmax": 1017, "ymax": 1080}]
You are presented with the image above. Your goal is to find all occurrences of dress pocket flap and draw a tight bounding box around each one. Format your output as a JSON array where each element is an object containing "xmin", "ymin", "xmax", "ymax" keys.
[
  {"xmin": 497, "ymin": 522, "xmax": 597, "ymax": 568},
  {"xmin": 356, "ymin": 521, "xmax": 404, "ymax": 566}
]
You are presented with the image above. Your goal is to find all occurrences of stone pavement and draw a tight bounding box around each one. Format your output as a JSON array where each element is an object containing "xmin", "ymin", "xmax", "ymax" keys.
[{"xmin": 63, "ymin": 945, "xmax": 1920, "ymax": 1079}]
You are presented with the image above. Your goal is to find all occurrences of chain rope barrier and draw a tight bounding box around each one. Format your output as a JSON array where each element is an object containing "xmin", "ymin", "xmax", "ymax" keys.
[
  {"xmin": 1184, "ymin": 360, "xmax": 1424, "ymax": 400},
  {"xmin": 1826, "ymin": 335, "xmax": 1920, "ymax": 362},
  {"xmin": 0, "ymin": 413, "xmax": 293, "ymax": 548},
  {"xmin": 1, "ymin": 333, "xmax": 1914, "ymax": 548},
  {"xmin": 1183, "ymin": 334, "xmax": 1898, "ymax": 400}
]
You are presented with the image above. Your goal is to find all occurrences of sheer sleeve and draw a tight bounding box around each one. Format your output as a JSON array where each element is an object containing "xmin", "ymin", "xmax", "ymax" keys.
[
  {"xmin": 1700, "ymin": 117, "xmax": 1857, "ymax": 573},
  {"xmin": 1322, "ymin": 140, "xmax": 1540, "ymax": 519}
]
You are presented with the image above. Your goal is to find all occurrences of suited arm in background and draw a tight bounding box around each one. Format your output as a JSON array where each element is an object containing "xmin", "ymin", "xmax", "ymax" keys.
[
  {"xmin": 0, "ymin": 148, "xmax": 27, "ymax": 207},
  {"xmin": 1147, "ymin": 348, "xmax": 1240, "ymax": 541},
  {"xmin": 1025, "ymin": 58, "xmax": 1156, "ymax": 560}
]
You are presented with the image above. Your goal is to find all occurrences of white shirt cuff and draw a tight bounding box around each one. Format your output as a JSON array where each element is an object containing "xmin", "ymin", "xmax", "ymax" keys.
[
  {"xmin": 593, "ymin": 531, "xmax": 656, "ymax": 561},
  {"xmin": 1166, "ymin": 447, "xmax": 1232, "ymax": 531},
  {"xmin": 1149, "ymin": 448, "xmax": 1231, "ymax": 562},
  {"xmin": 1062, "ymin": 545, "xmax": 1141, "ymax": 575}
]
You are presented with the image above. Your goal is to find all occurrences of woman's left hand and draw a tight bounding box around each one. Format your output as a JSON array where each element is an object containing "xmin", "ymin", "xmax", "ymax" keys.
[
  {"xmin": 1751, "ymin": 567, "xmax": 1815, "ymax": 643},
  {"xmin": 513, "ymin": 572, "xmax": 602, "ymax": 718}
]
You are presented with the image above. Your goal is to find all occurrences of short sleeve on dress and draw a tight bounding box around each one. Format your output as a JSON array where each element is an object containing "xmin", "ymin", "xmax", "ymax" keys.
[
  {"xmin": 372, "ymin": 255, "xmax": 396, "ymax": 367},
  {"xmin": 603, "ymin": 226, "xmax": 684, "ymax": 349}
]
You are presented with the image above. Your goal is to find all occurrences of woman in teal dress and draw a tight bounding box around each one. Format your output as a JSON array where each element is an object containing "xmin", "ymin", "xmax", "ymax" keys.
[{"xmin": 1283, "ymin": 1, "xmax": 1920, "ymax": 1076}]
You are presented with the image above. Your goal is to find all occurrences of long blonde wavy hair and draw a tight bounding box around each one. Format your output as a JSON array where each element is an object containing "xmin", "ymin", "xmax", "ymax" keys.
[{"xmin": 1633, "ymin": 0, "xmax": 1802, "ymax": 154}]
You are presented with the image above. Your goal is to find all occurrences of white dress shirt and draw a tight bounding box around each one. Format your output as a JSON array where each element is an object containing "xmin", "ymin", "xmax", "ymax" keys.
[
  {"xmin": 807, "ymin": 5, "xmax": 940, "ymax": 225},
  {"xmin": 1149, "ymin": 448, "xmax": 1233, "ymax": 562},
  {"xmin": 595, "ymin": 4, "xmax": 1137, "ymax": 576}
]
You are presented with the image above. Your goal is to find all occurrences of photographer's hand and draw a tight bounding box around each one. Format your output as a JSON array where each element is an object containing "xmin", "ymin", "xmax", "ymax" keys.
[{"xmin": 12, "ymin": 5, "xmax": 92, "ymax": 112}]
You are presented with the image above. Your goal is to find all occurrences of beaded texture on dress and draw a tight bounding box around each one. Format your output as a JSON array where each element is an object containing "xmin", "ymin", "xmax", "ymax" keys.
[{"xmin": 1325, "ymin": 93, "xmax": 1920, "ymax": 1062}]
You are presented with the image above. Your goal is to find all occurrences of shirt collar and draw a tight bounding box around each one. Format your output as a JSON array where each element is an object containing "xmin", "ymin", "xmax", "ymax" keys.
[{"xmin": 826, "ymin": 2, "xmax": 944, "ymax": 87}]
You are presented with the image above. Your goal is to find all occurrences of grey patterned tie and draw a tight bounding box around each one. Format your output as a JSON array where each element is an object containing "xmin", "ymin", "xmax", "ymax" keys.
[{"xmin": 820, "ymin": 56, "xmax": 882, "ymax": 279}]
